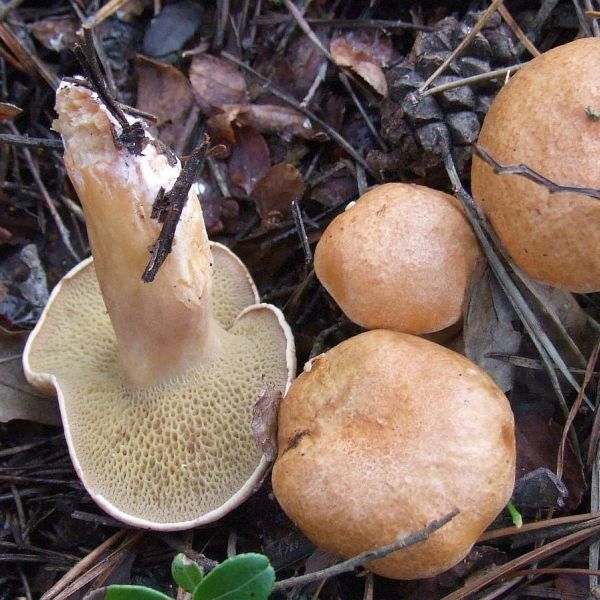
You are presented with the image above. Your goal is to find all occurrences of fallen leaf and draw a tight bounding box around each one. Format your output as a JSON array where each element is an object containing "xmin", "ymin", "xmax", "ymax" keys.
[
  {"xmin": 134, "ymin": 55, "xmax": 195, "ymax": 149},
  {"xmin": 208, "ymin": 104, "xmax": 319, "ymax": 142},
  {"xmin": 228, "ymin": 126, "xmax": 270, "ymax": 197},
  {"xmin": 512, "ymin": 467, "xmax": 569, "ymax": 509},
  {"xmin": 310, "ymin": 168, "xmax": 358, "ymax": 208},
  {"xmin": 251, "ymin": 164, "xmax": 305, "ymax": 227},
  {"xmin": 142, "ymin": 0, "xmax": 203, "ymax": 61},
  {"xmin": 0, "ymin": 329, "xmax": 60, "ymax": 425},
  {"xmin": 0, "ymin": 244, "xmax": 49, "ymax": 329},
  {"xmin": 189, "ymin": 55, "xmax": 248, "ymax": 116},
  {"xmin": 463, "ymin": 268, "xmax": 522, "ymax": 392},
  {"xmin": 30, "ymin": 16, "xmax": 79, "ymax": 52},
  {"xmin": 515, "ymin": 411, "xmax": 585, "ymax": 511},
  {"xmin": 193, "ymin": 179, "xmax": 239, "ymax": 235},
  {"xmin": 330, "ymin": 31, "xmax": 393, "ymax": 96},
  {"xmin": 251, "ymin": 384, "xmax": 282, "ymax": 463},
  {"xmin": 0, "ymin": 102, "xmax": 22, "ymax": 120}
]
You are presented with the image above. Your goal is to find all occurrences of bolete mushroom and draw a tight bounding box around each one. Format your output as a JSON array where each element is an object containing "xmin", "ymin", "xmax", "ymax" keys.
[
  {"xmin": 314, "ymin": 183, "xmax": 482, "ymax": 335},
  {"xmin": 272, "ymin": 330, "xmax": 515, "ymax": 580},
  {"xmin": 23, "ymin": 81, "xmax": 295, "ymax": 530},
  {"xmin": 471, "ymin": 38, "xmax": 600, "ymax": 292}
]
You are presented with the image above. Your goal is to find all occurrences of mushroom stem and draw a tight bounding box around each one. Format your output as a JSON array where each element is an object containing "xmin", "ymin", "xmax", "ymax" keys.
[{"xmin": 54, "ymin": 81, "xmax": 217, "ymax": 386}]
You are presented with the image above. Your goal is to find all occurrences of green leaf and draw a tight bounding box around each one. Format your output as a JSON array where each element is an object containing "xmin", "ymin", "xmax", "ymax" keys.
[
  {"xmin": 102, "ymin": 585, "xmax": 173, "ymax": 600},
  {"xmin": 171, "ymin": 553, "xmax": 204, "ymax": 592},
  {"xmin": 193, "ymin": 553, "xmax": 275, "ymax": 600}
]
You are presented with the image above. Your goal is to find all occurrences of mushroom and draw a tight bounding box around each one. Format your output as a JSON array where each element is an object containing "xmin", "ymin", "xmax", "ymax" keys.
[
  {"xmin": 471, "ymin": 38, "xmax": 600, "ymax": 292},
  {"xmin": 272, "ymin": 330, "xmax": 515, "ymax": 580},
  {"xmin": 314, "ymin": 183, "xmax": 482, "ymax": 335},
  {"xmin": 22, "ymin": 82, "xmax": 295, "ymax": 530}
]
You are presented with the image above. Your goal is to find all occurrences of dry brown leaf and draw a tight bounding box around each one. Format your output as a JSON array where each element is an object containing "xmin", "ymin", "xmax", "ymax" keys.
[
  {"xmin": 0, "ymin": 329, "xmax": 60, "ymax": 425},
  {"xmin": 251, "ymin": 163, "xmax": 305, "ymax": 227},
  {"xmin": 208, "ymin": 103, "xmax": 319, "ymax": 142},
  {"xmin": 30, "ymin": 16, "xmax": 79, "ymax": 52},
  {"xmin": 251, "ymin": 383, "xmax": 282, "ymax": 463},
  {"xmin": 228, "ymin": 126, "xmax": 270, "ymax": 197},
  {"xmin": 330, "ymin": 31, "xmax": 392, "ymax": 96},
  {"xmin": 134, "ymin": 55, "xmax": 195, "ymax": 149},
  {"xmin": 463, "ymin": 268, "xmax": 522, "ymax": 392},
  {"xmin": 189, "ymin": 54, "xmax": 248, "ymax": 116},
  {"xmin": 0, "ymin": 102, "xmax": 22, "ymax": 120}
]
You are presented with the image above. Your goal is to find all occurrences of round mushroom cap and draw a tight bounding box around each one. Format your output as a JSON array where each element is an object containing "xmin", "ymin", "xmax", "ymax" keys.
[
  {"xmin": 314, "ymin": 183, "xmax": 482, "ymax": 335},
  {"xmin": 272, "ymin": 330, "xmax": 515, "ymax": 580},
  {"xmin": 24, "ymin": 243, "xmax": 296, "ymax": 530},
  {"xmin": 471, "ymin": 38, "xmax": 600, "ymax": 292}
]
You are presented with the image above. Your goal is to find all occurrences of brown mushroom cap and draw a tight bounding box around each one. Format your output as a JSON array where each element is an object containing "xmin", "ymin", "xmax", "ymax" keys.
[
  {"xmin": 272, "ymin": 330, "xmax": 515, "ymax": 580},
  {"xmin": 314, "ymin": 183, "xmax": 482, "ymax": 335},
  {"xmin": 471, "ymin": 38, "xmax": 600, "ymax": 292}
]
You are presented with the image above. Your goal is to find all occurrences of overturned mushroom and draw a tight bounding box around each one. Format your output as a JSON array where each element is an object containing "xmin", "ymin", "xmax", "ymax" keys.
[{"xmin": 23, "ymin": 82, "xmax": 295, "ymax": 530}]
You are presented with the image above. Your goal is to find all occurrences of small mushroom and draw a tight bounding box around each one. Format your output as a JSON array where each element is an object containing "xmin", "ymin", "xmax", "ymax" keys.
[
  {"xmin": 314, "ymin": 183, "xmax": 482, "ymax": 335},
  {"xmin": 23, "ymin": 82, "xmax": 296, "ymax": 530},
  {"xmin": 471, "ymin": 38, "xmax": 600, "ymax": 292},
  {"xmin": 272, "ymin": 330, "xmax": 515, "ymax": 580}
]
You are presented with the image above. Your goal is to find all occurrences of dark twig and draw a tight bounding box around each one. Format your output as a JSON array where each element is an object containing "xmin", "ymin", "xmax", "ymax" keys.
[
  {"xmin": 0, "ymin": 133, "xmax": 63, "ymax": 149},
  {"xmin": 273, "ymin": 508, "xmax": 458, "ymax": 591},
  {"xmin": 142, "ymin": 144, "xmax": 207, "ymax": 282},
  {"xmin": 6, "ymin": 123, "xmax": 80, "ymax": 262},
  {"xmin": 291, "ymin": 200, "xmax": 312, "ymax": 266},
  {"xmin": 253, "ymin": 16, "xmax": 436, "ymax": 32},
  {"xmin": 72, "ymin": 27, "xmax": 147, "ymax": 154},
  {"xmin": 475, "ymin": 144, "xmax": 600, "ymax": 200}
]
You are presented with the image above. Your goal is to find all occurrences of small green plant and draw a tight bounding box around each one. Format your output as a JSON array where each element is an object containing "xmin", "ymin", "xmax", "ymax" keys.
[{"xmin": 95, "ymin": 552, "xmax": 275, "ymax": 600}]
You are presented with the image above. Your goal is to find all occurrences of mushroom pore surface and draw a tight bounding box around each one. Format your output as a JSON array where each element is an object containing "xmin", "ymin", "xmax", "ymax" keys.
[
  {"xmin": 471, "ymin": 38, "xmax": 600, "ymax": 292},
  {"xmin": 26, "ymin": 247, "xmax": 292, "ymax": 527},
  {"xmin": 314, "ymin": 183, "xmax": 482, "ymax": 334},
  {"xmin": 272, "ymin": 330, "xmax": 516, "ymax": 580}
]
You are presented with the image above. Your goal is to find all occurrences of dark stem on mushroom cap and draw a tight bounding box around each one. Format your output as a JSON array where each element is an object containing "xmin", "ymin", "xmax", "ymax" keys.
[{"xmin": 475, "ymin": 144, "xmax": 600, "ymax": 200}]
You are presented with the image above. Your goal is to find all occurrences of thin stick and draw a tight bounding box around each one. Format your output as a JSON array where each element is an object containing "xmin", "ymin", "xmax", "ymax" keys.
[
  {"xmin": 557, "ymin": 338, "xmax": 600, "ymax": 480},
  {"xmin": 253, "ymin": 16, "xmax": 436, "ymax": 32},
  {"xmin": 441, "ymin": 523, "xmax": 600, "ymax": 599},
  {"xmin": 291, "ymin": 200, "xmax": 312, "ymax": 266},
  {"xmin": 0, "ymin": 134, "xmax": 62, "ymax": 149},
  {"xmin": 7, "ymin": 123, "xmax": 80, "ymax": 262},
  {"xmin": 420, "ymin": 63, "xmax": 527, "ymax": 98},
  {"xmin": 497, "ymin": 5, "xmax": 541, "ymax": 57},
  {"xmin": 273, "ymin": 508, "xmax": 458, "ymax": 591},
  {"xmin": 281, "ymin": 0, "xmax": 332, "ymax": 61},
  {"xmin": 41, "ymin": 530, "xmax": 128, "ymax": 600},
  {"xmin": 475, "ymin": 144, "xmax": 600, "ymax": 200},
  {"xmin": 88, "ymin": 0, "xmax": 133, "ymax": 27},
  {"xmin": 338, "ymin": 72, "xmax": 388, "ymax": 152},
  {"xmin": 418, "ymin": 0, "xmax": 506, "ymax": 92}
]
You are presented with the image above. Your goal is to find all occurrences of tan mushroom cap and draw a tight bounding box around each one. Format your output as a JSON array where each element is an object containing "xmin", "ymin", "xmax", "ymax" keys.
[
  {"xmin": 314, "ymin": 183, "xmax": 482, "ymax": 335},
  {"xmin": 471, "ymin": 38, "xmax": 600, "ymax": 292},
  {"xmin": 272, "ymin": 330, "xmax": 515, "ymax": 580},
  {"xmin": 22, "ymin": 81, "xmax": 296, "ymax": 530}
]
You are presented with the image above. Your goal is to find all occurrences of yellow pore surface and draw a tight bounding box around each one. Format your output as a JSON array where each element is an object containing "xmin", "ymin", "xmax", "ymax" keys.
[{"xmin": 27, "ymin": 246, "xmax": 291, "ymax": 525}]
